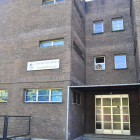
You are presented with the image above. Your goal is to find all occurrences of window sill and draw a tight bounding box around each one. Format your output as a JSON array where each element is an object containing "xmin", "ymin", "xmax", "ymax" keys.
[
  {"xmin": 112, "ymin": 29, "xmax": 125, "ymax": 32},
  {"xmin": 92, "ymin": 32, "xmax": 104, "ymax": 35},
  {"xmin": 114, "ymin": 68, "xmax": 128, "ymax": 70},
  {"xmin": 0, "ymin": 101, "xmax": 7, "ymax": 103},
  {"xmin": 42, "ymin": 1, "xmax": 65, "ymax": 6},
  {"xmin": 24, "ymin": 101, "xmax": 62, "ymax": 104},
  {"xmin": 72, "ymin": 103, "xmax": 84, "ymax": 106},
  {"xmin": 39, "ymin": 45, "xmax": 64, "ymax": 48},
  {"xmin": 94, "ymin": 69, "xmax": 105, "ymax": 71}
]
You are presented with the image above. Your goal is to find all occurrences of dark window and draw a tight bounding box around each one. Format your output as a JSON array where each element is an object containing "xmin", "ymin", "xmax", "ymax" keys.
[
  {"xmin": 73, "ymin": 41, "xmax": 85, "ymax": 60},
  {"xmin": 74, "ymin": 0, "xmax": 83, "ymax": 19},
  {"xmin": 73, "ymin": 92, "xmax": 84, "ymax": 105}
]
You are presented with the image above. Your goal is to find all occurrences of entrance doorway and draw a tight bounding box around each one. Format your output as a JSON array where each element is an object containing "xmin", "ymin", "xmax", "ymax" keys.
[{"xmin": 95, "ymin": 95, "xmax": 130, "ymax": 135}]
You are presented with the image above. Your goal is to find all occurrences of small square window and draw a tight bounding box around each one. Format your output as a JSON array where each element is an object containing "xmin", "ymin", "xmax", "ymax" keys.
[
  {"xmin": 112, "ymin": 18, "xmax": 124, "ymax": 31},
  {"xmin": 94, "ymin": 57, "xmax": 105, "ymax": 70},
  {"xmin": 93, "ymin": 21, "xmax": 104, "ymax": 34},
  {"xmin": 114, "ymin": 55, "xmax": 127, "ymax": 69}
]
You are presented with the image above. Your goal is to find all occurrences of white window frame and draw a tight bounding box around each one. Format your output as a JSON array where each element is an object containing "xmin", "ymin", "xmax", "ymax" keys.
[
  {"xmin": 0, "ymin": 90, "xmax": 8, "ymax": 102},
  {"xmin": 25, "ymin": 89, "xmax": 62, "ymax": 103},
  {"xmin": 112, "ymin": 18, "xmax": 124, "ymax": 31},
  {"xmin": 94, "ymin": 56, "xmax": 105, "ymax": 70},
  {"xmin": 114, "ymin": 54, "xmax": 127, "ymax": 69},
  {"xmin": 93, "ymin": 21, "xmax": 104, "ymax": 34}
]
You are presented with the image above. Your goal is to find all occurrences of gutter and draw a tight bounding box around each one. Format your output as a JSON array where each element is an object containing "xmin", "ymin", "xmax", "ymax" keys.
[
  {"xmin": 66, "ymin": 86, "xmax": 70, "ymax": 140},
  {"xmin": 69, "ymin": 83, "xmax": 140, "ymax": 88}
]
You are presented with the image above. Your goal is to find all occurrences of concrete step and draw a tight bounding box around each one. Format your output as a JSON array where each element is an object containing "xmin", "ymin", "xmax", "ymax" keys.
[{"xmin": 83, "ymin": 134, "xmax": 140, "ymax": 140}]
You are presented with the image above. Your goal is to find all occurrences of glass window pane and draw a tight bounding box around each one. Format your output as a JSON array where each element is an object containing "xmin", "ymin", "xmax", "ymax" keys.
[
  {"xmin": 51, "ymin": 89, "xmax": 62, "ymax": 95},
  {"xmin": 96, "ymin": 98, "xmax": 101, "ymax": 106},
  {"xmin": 104, "ymin": 123, "xmax": 111, "ymax": 129},
  {"xmin": 96, "ymin": 57, "xmax": 104, "ymax": 63},
  {"xmin": 112, "ymin": 98, "xmax": 120, "ymax": 106},
  {"xmin": 96, "ymin": 115, "xmax": 101, "ymax": 121},
  {"xmin": 40, "ymin": 42, "xmax": 52, "ymax": 47},
  {"xmin": 112, "ymin": 19, "xmax": 123, "ymax": 31},
  {"xmin": 123, "ymin": 115, "xmax": 129, "ymax": 122},
  {"xmin": 26, "ymin": 96, "xmax": 36, "ymax": 101},
  {"xmin": 0, "ymin": 90, "xmax": 8, "ymax": 96},
  {"xmin": 113, "ymin": 107, "xmax": 120, "ymax": 114},
  {"xmin": 53, "ymin": 40, "xmax": 64, "ymax": 46},
  {"xmin": 56, "ymin": 0, "xmax": 65, "ymax": 3},
  {"xmin": 115, "ymin": 55, "xmax": 126, "ymax": 60},
  {"xmin": 0, "ymin": 96, "xmax": 8, "ymax": 101},
  {"xmin": 96, "ymin": 122, "xmax": 101, "ymax": 129},
  {"xmin": 104, "ymin": 115, "xmax": 111, "ymax": 122},
  {"xmin": 123, "ymin": 123, "xmax": 129, "ymax": 130},
  {"xmin": 38, "ymin": 90, "xmax": 49, "ymax": 95},
  {"xmin": 123, "ymin": 107, "xmax": 129, "ymax": 114},
  {"xmin": 26, "ymin": 90, "xmax": 37, "ymax": 96},
  {"xmin": 43, "ymin": 0, "xmax": 54, "ymax": 5},
  {"xmin": 115, "ymin": 55, "xmax": 126, "ymax": 69},
  {"xmin": 96, "ymin": 107, "xmax": 101, "ymax": 114},
  {"xmin": 94, "ymin": 22, "xmax": 103, "ymax": 33},
  {"xmin": 113, "ymin": 123, "xmax": 121, "ymax": 130},
  {"xmin": 103, "ymin": 98, "xmax": 111, "ymax": 106},
  {"xmin": 51, "ymin": 95, "xmax": 62, "ymax": 101},
  {"xmin": 122, "ymin": 98, "xmax": 128, "ymax": 106},
  {"xmin": 113, "ymin": 115, "xmax": 121, "ymax": 122},
  {"xmin": 103, "ymin": 107, "xmax": 111, "ymax": 114},
  {"xmin": 38, "ymin": 96, "xmax": 49, "ymax": 101},
  {"xmin": 95, "ymin": 63, "xmax": 105, "ymax": 70}
]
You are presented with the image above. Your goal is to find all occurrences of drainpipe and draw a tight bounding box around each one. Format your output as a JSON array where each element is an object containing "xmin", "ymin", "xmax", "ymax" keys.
[{"xmin": 66, "ymin": 86, "xmax": 70, "ymax": 140}]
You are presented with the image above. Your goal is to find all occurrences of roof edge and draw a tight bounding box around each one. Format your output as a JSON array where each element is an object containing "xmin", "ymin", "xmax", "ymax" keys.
[{"xmin": 69, "ymin": 83, "xmax": 140, "ymax": 88}]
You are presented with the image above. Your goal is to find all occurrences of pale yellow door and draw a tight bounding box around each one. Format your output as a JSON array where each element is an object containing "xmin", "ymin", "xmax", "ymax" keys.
[{"xmin": 95, "ymin": 95, "xmax": 130, "ymax": 135}]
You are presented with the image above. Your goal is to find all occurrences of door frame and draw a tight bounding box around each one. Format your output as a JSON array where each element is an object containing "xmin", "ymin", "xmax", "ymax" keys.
[{"xmin": 95, "ymin": 94, "xmax": 130, "ymax": 135}]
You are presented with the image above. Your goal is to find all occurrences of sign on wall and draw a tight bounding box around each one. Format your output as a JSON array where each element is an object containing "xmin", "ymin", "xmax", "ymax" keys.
[{"xmin": 27, "ymin": 59, "xmax": 60, "ymax": 71}]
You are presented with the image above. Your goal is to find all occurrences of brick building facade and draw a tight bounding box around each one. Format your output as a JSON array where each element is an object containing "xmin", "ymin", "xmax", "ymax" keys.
[{"xmin": 0, "ymin": 0, "xmax": 140, "ymax": 140}]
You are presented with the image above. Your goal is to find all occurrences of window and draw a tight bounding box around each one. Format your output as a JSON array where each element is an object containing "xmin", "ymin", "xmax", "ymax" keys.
[
  {"xmin": 73, "ymin": 92, "xmax": 84, "ymax": 105},
  {"xmin": 25, "ymin": 89, "xmax": 62, "ymax": 102},
  {"xmin": 94, "ymin": 57, "xmax": 105, "ymax": 70},
  {"xmin": 114, "ymin": 55, "xmax": 127, "ymax": 69},
  {"xmin": 0, "ymin": 90, "xmax": 8, "ymax": 102},
  {"xmin": 43, "ymin": 0, "xmax": 65, "ymax": 5},
  {"xmin": 93, "ymin": 21, "xmax": 104, "ymax": 34},
  {"xmin": 40, "ymin": 39, "xmax": 64, "ymax": 48},
  {"xmin": 112, "ymin": 18, "xmax": 124, "ymax": 31}
]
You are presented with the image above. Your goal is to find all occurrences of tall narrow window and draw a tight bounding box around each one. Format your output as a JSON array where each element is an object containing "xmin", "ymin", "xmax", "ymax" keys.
[
  {"xmin": 94, "ymin": 57, "xmax": 105, "ymax": 70},
  {"xmin": 114, "ymin": 55, "xmax": 127, "ymax": 69},
  {"xmin": 73, "ymin": 92, "xmax": 84, "ymax": 105},
  {"xmin": 112, "ymin": 18, "xmax": 124, "ymax": 31},
  {"xmin": 93, "ymin": 21, "xmax": 104, "ymax": 34}
]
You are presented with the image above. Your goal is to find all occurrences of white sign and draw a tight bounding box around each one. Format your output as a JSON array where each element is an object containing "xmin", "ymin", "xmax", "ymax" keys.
[{"xmin": 27, "ymin": 59, "xmax": 60, "ymax": 71}]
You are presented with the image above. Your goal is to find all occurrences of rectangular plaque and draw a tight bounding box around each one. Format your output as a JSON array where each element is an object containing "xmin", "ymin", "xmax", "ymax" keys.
[{"xmin": 27, "ymin": 59, "xmax": 60, "ymax": 71}]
